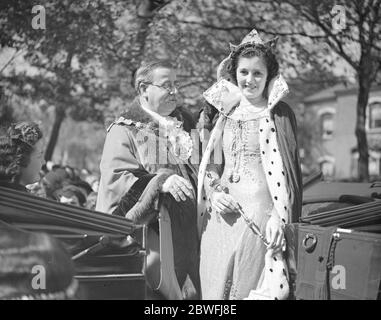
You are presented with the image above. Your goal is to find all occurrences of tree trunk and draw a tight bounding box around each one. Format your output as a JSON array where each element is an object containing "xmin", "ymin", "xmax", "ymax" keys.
[
  {"xmin": 44, "ymin": 50, "xmax": 73, "ymax": 162},
  {"xmin": 44, "ymin": 106, "xmax": 66, "ymax": 162},
  {"xmin": 136, "ymin": 0, "xmax": 154, "ymax": 54},
  {"xmin": 136, "ymin": 0, "xmax": 169, "ymax": 53},
  {"xmin": 130, "ymin": 0, "xmax": 169, "ymax": 87},
  {"xmin": 355, "ymin": 73, "xmax": 371, "ymax": 181}
]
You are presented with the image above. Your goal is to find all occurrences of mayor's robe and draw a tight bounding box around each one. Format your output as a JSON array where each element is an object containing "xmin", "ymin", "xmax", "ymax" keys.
[{"xmin": 96, "ymin": 99, "xmax": 200, "ymax": 299}]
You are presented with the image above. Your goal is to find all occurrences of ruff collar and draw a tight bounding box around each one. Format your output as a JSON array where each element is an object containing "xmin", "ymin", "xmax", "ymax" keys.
[
  {"xmin": 112, "ymin": 98, "xmax": 194, "ymax": 161},
  {"xmin": 118, "ymin": 98, "xmax": 188, "ymax": 129},
  {"xmin": 203, "ymin": 75, "xmax": 289, "ymax": 116}
]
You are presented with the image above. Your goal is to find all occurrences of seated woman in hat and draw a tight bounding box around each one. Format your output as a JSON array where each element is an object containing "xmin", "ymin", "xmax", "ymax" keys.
[
  {"xmin": 197, "ymin": 29, "xmax": 302, "ymax": 300},
  {"xmin": 0, "ymin": 121, "xmax": 45, "ymax": 191}
]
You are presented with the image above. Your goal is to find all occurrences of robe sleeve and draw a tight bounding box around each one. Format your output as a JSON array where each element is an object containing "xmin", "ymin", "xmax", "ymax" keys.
[
  {"xmin": 198, "ymin": 109, "xmax": 225, "ymax": 200},
  {"xmin": 96, "ymin": 124, "xmax": 146, "ymax": 214},
  {"xmin": 112, "ymin": 170, "xmax": 175, "ymax": 225}
]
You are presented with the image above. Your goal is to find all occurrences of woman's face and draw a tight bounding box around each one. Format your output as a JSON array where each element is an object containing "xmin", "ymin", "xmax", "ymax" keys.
[
  {"xmin": 19, "ymin": 139, "xmax": 45, "ymax": 186},
  {"xmin": 236, "ymin": 55, "xmax": 268, "ymax": 103}
]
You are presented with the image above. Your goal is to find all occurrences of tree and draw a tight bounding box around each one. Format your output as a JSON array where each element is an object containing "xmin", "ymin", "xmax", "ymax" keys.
[
  {"xmin": 0, "ymin": 85, "xmax": 15, "ymax": 127},
  {"xmin": 100, "ymin": 0, "xmax": 175, "ymax": 118},
  {"xmin": 1, "ymin": 0, "xmax": 180, "ymax": 162},
  {"xmin": 1, "ymin": 0, "xmax": 123, "ymax": 160},
  {"xmin": 269, "ymin": 0, "xmax": 381, "ymax": 181},
  {"xmin": 3, "ymin": 0, "xmax": 378, "ymax": 180},
  {"xmin": 162, "ymin": 0, "xmax": 380, "ymax": 181}
]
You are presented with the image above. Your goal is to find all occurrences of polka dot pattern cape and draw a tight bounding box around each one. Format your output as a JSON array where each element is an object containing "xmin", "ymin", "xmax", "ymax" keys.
[{"xmin": 198, "ymin": 75, "xmax": 298, "ymax": 300}]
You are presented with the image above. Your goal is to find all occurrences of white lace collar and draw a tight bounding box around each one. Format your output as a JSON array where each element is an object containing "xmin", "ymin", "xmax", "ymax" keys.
[
  {"xmin": 139, "ymin": 99, "xmax": 175, "ymax": 128},
  {"xmin": 203, "ymin": 74, "xmax": 289, "ymax": 116},
  {"xmin": 267, "ymin": 74, "xmax": 289, "ymax": 110}
]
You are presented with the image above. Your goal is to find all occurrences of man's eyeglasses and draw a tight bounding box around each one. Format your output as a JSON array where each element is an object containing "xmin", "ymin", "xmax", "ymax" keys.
[{"xmin": 144, "ymin": 82, "xmax": 179, "ymax": 94}]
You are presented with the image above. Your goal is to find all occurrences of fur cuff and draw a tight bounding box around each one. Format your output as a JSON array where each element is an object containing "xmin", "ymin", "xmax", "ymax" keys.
[{"xmin": 112, "ymin": 169, "xmax": 175, "ymax": 225}]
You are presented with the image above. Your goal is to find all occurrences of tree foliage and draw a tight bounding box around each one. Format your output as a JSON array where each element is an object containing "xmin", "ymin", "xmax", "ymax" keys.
[
  {"xmin": 1, "ymin": 0, "xmax": 124, "ymax": 159},
  {"xmin": 1, "ymin": 0, "xmax": 379, "ymax": 180},
  {"xmin": 269, "ymin": 0, "xmax": 381, "ymax": 180}
]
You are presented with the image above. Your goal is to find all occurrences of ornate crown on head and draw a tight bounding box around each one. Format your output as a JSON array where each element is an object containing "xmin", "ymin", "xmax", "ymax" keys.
[{"xmin": 217, "ymin": 28, "xmax": 279, "ymax": 83}]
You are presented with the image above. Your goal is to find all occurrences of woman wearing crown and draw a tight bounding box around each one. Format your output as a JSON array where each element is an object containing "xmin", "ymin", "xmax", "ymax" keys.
[{"xmin": 197, "ymin": 29, "xmax": 303, "ymax": 300}]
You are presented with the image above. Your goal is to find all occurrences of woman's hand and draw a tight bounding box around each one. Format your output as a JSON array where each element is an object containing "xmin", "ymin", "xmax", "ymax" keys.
[
  {"xmin": 265, "ymin": 215, "xmax": 285, "ymax": 253},
  {"xmin": 161, "ymin": 174, "xmax": 194, "ymax": 202},
  {"xmin": 210, "ymin": 191, "xmax": 240, "ymax": 215}
]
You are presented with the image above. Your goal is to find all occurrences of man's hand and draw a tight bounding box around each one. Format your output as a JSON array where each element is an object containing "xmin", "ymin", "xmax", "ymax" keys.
[
  {"xmin": 161, "ymin": 174, "xmax": 194, "ymax": 202},
  {"xmin": 210, "ymin": 191, "xmax": 240, "ymax": 215}
]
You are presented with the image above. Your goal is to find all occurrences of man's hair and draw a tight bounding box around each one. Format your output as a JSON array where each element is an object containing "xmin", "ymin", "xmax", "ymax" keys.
[
  {"xmin": 230, "ymin": 44, "xmax": 279, "ymax": 99},
  {"xmin": 134, "ymin": 59, "xmax": 174, "ymax": 94},
  {"xmin": 0, "ymin": 122, "xmax": 43, "ymax": 183},
  {"xmin": 55, "ymin": 185, "xmax": 87, "ymax": 207}
]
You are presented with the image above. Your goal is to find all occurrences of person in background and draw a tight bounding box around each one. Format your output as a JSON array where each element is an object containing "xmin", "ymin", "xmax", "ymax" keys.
[
  {"xmin": 0, "ymin": 121, "xmax": 79, "ymax": 299},
  {"xmin": 55, "ymin": 184, "xmax": 87, "ymax": 207},
  {"xmin": 41, "ymin": 168, "xmax": 68, "ymax": 200},
  {"xmin": 0, "ymin": 121, "xmax": 45, "ymax": 192},
  {"xmin": 85, "ymin": 191, "xmax": 98, "ymax": 211},
  {"xmin": 86, "ymin": 175, "xmax": 100, "ymax": 193}
]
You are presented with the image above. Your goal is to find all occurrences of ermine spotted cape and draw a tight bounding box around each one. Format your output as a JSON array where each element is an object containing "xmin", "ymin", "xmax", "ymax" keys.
[{"xmin": 197, "ymin": 76, "xmax": 303, "ymax": 299}]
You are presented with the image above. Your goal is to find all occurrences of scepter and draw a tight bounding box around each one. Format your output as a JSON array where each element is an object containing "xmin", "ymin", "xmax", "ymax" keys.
[
  {"xmin": 236, "ymin": 203, "xmax": 270, "ymax": 246},
  {"xmin": 216, "ymin": 185, "xmax": 270, "ymax": 246}
]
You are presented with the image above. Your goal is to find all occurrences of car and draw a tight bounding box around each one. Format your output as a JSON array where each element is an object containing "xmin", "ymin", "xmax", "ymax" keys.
[
  {"xmin": 301, "ymin": 172, "xmax": 381, "ymax": 231},
  {"xmin": 287, "ymin": 172, "xmax": 381, "ymax": 300},
  {"xmin": 1, "ymin": 172, "xmax": 380, "ymax": 300},
  {"xmin": 0, "ymin": 185, "xmax": 147, "ymax": 300}
]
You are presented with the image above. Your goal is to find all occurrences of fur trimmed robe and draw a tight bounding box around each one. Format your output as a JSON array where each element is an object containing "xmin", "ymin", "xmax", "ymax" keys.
[
  {"xmin": 197, "ymin": 76, "xmax": 303, "ymax": 299},
  {"xmin": 96, "ymin": 99, "xmax": 200, "ymax": 300},
  {"xmin": 198, "ymin": 76, "xmax": 303, "ymax": 232}
]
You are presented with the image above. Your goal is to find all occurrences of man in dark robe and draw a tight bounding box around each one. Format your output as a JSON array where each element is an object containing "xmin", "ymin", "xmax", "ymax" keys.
[{"xmin": 96, "ymin": 60, "xmax": 200, "ymax": 299}]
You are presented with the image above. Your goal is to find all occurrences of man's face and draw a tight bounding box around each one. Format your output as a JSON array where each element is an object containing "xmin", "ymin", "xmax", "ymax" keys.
[{"xmin": 141, "ymin": 67, "xmax": 177, "ymax": 116}]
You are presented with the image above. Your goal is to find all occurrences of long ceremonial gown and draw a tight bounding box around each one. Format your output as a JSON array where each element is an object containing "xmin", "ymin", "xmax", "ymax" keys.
[{"xmin": 200, "ymin": 106, "xmax": 275, "ymax": 300}]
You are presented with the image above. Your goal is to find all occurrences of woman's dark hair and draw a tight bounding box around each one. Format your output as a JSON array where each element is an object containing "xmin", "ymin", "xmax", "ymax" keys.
[
  {"xmin": 230, "ymin": 44, "xmax": 279, "ymax": 99},
  {"xmin": 0, "ymin": 122, "xmax": 43, "ymax": 183}
]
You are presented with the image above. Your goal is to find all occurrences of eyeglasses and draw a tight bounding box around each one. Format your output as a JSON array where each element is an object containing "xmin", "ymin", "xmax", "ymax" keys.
[{"xmin": 144, "ymin": 82, "xmax": 179, "ymax": 94}]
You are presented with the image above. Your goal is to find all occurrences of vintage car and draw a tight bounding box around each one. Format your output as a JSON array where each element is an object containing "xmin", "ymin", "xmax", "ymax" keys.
[
  {"xmin": 289, "ymin": 172, "xmax": 381, "ymax": 300},
  {"xmin": 0, "ymin": 185, "xmax": 147, "ymax": 300},
  {"xmin": 0, "ymin": 171, "xmax": 380, "ymax": 300},
  {"xmin": 301, "ymin": 172, "xmax": 381, "ymax": 230}
]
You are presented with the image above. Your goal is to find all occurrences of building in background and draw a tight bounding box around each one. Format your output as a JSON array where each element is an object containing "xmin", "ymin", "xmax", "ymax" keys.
[{"xmin": 303, "ymin": 83, "xmax": 381, "ymax": 181}]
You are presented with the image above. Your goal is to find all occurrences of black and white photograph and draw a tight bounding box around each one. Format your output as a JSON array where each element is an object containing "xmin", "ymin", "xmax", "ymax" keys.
[{"xmin": 0, "ymin": 0, "xmax": 380, "ymax": 304}]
